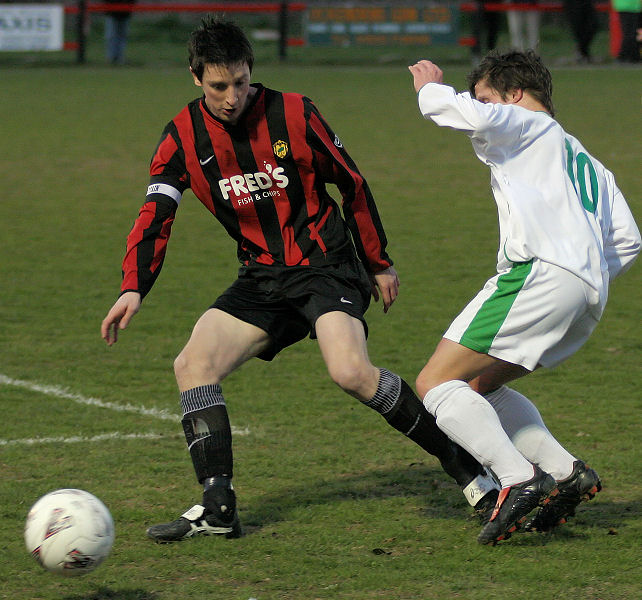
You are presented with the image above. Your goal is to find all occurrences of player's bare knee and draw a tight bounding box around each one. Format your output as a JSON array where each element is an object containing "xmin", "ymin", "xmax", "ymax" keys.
[
  {"xmin": 329, "ymin": 367, "xmax": 361, "ymax": 395},
  {"xmin": 173, "ymin": 350, "xmax": 190, "ymax": 380},
  {"xmin": 328, "ymin": 361, "xmax": 378, "ymax": 399},
  {"xmin": 415, "ymin": 375, "xmax": 428, "ymax": 399},
  {"xmin": 174, "ymin": 348, "xmax": 219, "ymax": 385},
  {"xmin": 415, "ymin": 368, "xmax": 439, "ymax": 399}
]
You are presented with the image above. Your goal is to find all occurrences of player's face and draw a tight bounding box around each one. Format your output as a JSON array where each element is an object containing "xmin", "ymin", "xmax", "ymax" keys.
[
  {"xmin": 192, "ymin": 62, "xmax": 252, "ymax": 125},
  {"xmin": 473, "ymin": 78, "xmax": 509, "ymax": 105}
]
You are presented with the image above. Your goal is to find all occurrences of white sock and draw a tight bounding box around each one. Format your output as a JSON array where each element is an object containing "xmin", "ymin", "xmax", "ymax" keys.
[
  {"xmin": 423, "ymin": 380, "xmax": 534, "ymax": 487},
  {"xmin": 485, "ymin": 386, "xmax": 576, "ymax": 481}
]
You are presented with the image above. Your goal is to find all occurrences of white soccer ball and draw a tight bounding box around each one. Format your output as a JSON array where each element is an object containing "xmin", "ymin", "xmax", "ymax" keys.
[{"xmin": 24, "ymin": 489, "xmax": 114, "ymax": 576}]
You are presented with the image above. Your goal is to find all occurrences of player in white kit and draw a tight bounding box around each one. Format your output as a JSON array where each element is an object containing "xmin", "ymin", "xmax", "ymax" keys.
[{"xmin": 408, "ymin": 50, "xmax": 640, "ymax": 545}]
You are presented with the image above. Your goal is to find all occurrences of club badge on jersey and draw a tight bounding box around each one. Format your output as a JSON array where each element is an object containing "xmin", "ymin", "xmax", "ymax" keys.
[{"xmin": 273, "ymin": 140, "xmax": 289, "ymax": 159}]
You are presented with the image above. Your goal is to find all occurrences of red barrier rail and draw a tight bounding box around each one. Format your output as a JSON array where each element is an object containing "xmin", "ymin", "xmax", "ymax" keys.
[
  {"xmin": 68, "ymin": 2, "xmax": 607, "ymax": 15},
  {"xmin": 65, "ymin": 3, "xmax": 306, "ymax": 15},
  {"xmin": 460, "ymin": 2, "xmax": 609, "ymax": 12}
]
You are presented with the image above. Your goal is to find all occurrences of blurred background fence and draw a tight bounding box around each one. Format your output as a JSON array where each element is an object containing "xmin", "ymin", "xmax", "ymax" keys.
[{"xmin": 0, "ymin": 1, "xmax": 626, "ymax": 67}]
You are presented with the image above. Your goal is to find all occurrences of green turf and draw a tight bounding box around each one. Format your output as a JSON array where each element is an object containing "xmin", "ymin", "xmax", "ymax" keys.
[{"xmin": 0, "ymin": 60, "xmax": 640, "ymax": 599}]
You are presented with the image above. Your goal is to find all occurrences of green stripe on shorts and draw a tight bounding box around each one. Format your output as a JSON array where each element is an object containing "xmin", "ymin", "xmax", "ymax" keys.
[{"xmin": 459, "ymin": 260, "xmax": 533, "ymax": 354}]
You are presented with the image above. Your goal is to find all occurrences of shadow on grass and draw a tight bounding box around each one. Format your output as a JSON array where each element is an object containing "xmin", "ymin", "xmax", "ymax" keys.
[
  {"xmin": 240, "ymin": 461, "xmax": 474, "ymax": 530},
  {"xmin": 64, "ymin": 589, "xmax": 159, "ymax": 600},
  {"xmin": 238, "ymin": 463, "xmax": 640, "ymax": 543},
  {"xmin": 538, "ymin": 494, "xmax": 641, "ymax": 540},
  {"xmin": 460, "ymin": 491, "xmax": 641, "ymax": 548}
]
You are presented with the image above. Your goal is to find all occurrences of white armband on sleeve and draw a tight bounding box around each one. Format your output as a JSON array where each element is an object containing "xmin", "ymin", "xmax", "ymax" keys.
[{"xmin": 146, "ymin": 183, "xmax": 183, "ymax": 206}]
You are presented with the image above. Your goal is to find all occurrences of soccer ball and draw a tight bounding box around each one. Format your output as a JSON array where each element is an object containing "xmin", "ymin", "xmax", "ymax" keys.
[{"xmin": 24, "ymin": 489, "xmax": 114, "ymax": 576}]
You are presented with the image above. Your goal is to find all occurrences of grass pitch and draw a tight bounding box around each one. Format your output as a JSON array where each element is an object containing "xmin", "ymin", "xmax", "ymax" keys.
[{"xmin": 0, "ymin": 62, "xmax": 640, "ymax": 600}]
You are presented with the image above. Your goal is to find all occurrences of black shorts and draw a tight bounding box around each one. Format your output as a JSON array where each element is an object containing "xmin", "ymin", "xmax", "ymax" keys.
[{"xmin": 211, "ymin": 258, "xmax": 372, "ymax": 361}]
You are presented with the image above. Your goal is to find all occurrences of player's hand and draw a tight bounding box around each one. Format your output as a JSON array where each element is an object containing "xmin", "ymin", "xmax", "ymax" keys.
[
  {"xmin": 408, "ymin": 60, "xmax": 443, "ymax": 93},
  {"xmin": 101, "ymin": 291, "xmax": 141, "ymax": 346},
  {"xmin": 371, "ymin": 266, "xmax": 400, "ymax": 313}
]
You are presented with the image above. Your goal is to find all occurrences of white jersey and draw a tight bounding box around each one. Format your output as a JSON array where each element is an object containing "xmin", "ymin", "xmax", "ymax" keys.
[{"xmin": 417, "ymin": 83, "xmax": 640, "ymax": 312}]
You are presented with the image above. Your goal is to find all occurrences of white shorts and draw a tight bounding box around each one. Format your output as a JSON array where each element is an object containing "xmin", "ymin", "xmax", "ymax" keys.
[{"xmin": 444, "ymin": 259, "xmax": 600, "ymax": 371}]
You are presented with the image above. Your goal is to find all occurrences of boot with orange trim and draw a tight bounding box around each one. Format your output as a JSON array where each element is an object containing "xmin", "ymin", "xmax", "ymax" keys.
[
  {"xmin": 478, "ymin": 466, "xmax": 557, "ymax": 545},
  {"xmin": 524, "ymin": 460, "xmax": 601, "ymax": 532}
]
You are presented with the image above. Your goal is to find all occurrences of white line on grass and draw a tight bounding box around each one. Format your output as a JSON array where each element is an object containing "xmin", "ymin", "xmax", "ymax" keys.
[
  {"xmin": 0, "ymin": 373, "xmax": 178, "ymax": 421},
  {"xmin": 0, "ymin": 373, "xmax": 251, "ymax": 441},
  {"xmin": 0, "ymin": 432, "xmax": 184, "ymax": 446}
]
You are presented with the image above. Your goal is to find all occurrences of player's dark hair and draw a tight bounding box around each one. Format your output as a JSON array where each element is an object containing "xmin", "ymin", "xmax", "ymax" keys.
[
  {"xmin": 188, "ymin": 16, "xmax": 254, "ymax": 81},
  {"xmin": 467, "ymin": 50, "xmax": 555, "ymax": 117}
]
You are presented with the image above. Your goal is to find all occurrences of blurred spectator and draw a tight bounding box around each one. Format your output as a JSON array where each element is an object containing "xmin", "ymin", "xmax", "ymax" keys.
[
  {"xmin": 506, "ymin": 1, "xmax": 540, "ymax": 50},
  {"xmin": 105, "ymin": 0, "xmax": 135, "ymax": 65},
  {"xmin": 613, "ymin": 0, "xmax": 641, "ymax": 62},
  {"xmin": 472, "ymin": 1, "xmax": 501, "ymax": 63},
  {"xmin": 563, "ymin": 0, "xmax": 599, "ymax": 62}
]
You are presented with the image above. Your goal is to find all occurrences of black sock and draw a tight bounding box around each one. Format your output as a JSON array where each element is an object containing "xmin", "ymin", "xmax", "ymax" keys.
[
  {"xmin": 366, "ymin": 369, "xmax": 484, "ymax": 487},
  {"xmin": 180, "ymin": 384, "xmax": 233, "ymax": 482}
]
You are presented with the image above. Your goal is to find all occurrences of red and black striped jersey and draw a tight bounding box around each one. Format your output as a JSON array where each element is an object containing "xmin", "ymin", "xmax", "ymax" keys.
[{"xmin": 121, "ymin": 84, "xmax": 392, "ymax": 298}]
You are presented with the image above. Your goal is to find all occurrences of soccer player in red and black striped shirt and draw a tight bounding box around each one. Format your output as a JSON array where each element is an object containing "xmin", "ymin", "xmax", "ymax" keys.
[{"xmin": 101, "ymin": 17, "xmax": 498, "ymax": 542}]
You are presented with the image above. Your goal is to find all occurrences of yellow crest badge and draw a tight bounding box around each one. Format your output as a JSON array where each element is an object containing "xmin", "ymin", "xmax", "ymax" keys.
[{"xmin": 273, "ymin": 140, "xmax": 289, "ymax": 159}]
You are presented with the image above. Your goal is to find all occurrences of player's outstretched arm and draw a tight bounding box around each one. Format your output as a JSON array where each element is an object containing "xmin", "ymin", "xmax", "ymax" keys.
[
  {"xmin": 101, "ymin": 291, "xmax": 141, "ymax": 346},
  {"xmin": 372, "ymin": 266, "xmax": 400, "ymax": 313},
  {"xmin": 408, "ymin": 60, "xmax": 444, "ymax": 93}
]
